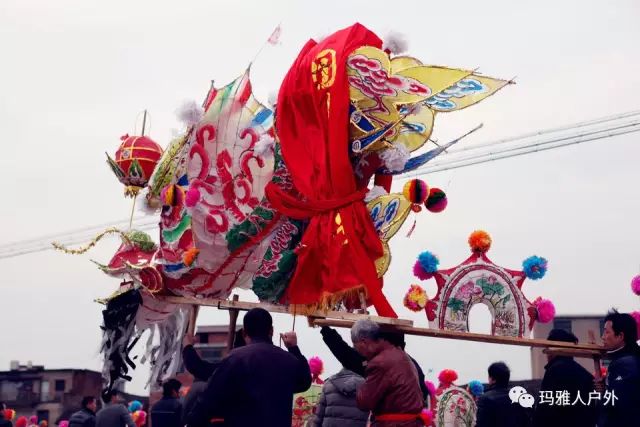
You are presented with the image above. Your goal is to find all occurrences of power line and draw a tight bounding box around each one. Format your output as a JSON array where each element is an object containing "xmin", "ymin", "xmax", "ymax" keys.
[
  {"xmin": 412, "ymin": 123, "xmax": 640, "ymax": 175},
  {"xmin": 414, "ymin": 120, "xmax": 640, "ymax": 175},
  {"xmin": 446, "ymin": 109, "xmax": 640, "ymax": 155}
]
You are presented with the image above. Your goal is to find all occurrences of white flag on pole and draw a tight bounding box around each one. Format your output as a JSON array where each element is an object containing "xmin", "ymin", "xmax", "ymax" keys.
[{"xmin": 267, "ymin": 25, "xmax": 282, "ymax": 45}]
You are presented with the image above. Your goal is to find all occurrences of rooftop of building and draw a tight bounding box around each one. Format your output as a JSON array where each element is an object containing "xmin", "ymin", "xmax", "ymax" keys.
[{"xmin": 0, "ymin": 362, "xmax": 102, "ymax": 376}]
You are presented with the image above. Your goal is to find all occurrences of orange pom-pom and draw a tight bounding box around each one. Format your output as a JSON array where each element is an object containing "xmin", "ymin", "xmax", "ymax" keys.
[
  {"xmin": 468, "ymin": 230, "xmax": 491, "ymax": 253},
  {"xmin": 183, "ymin": 248, "xmax": 200, "ymax": 267}
]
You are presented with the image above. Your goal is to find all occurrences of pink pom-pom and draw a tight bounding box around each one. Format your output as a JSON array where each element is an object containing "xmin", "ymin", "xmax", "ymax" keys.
[
  {"xmin": 132, "ymin": 411, "xmax": 147, "ymax": 427},
  {"xmin": 631, "ymin": 275, "xmax": 640, "ymax": 296},
  {"xmin": 631, "ymin": 311, "xmax": 640, "ymax": 333},
  {"xmin": 534, "ymin": 297, "xmax": 556, "ymax": 323},
  {"xmin": 425, "ymin": 380, "xmax": 437, "ymax": 397},
  {"xmin": 29, "ymin": 417, "xmax": 38, "ymax": 425},
  {"xmin": 58, "ymin": 422, "xmax": 68, "ymax": 427},
  {"xmin": 438, "ymin": 369, "xmax": 458, "ymax": 385},
  {"xmin": 309, "ymin": 356, "xmax": 324, "ymax": 377},
  {"xmin": 420, "ymin": 409, "xmax": 434, "ymax": 425},
  {"xmin": 185, "ymin": 187, "xmax": 200, "ymax": 208},
  {"xmin": 413, "ymin": 260, "xmax": 434, "ymax": 280}
]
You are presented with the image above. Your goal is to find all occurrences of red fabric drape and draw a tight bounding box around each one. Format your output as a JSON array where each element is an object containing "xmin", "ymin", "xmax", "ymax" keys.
[
  {"xmin": 374, "ymin": 174, "xmax": 393, "ymax": 193},
  {"xmin": 269, "ymin": 23, "xmax": 396, "ymax": 317}
]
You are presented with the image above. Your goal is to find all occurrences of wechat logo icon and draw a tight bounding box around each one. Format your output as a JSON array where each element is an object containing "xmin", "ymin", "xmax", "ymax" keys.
[{"xmin": 510, "ymin": 386, "xmax": 535, "ymax": 408}]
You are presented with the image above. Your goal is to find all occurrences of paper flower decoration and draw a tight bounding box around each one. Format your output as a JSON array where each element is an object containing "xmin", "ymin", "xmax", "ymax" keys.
[
  {"xmin": 468, "ymin": 230, "xmax": 491, "ymax": 253},
  {"xmin": 425, "ymin": 188, "xmax": 447, "ymax": 213},
  {"xmin": 413, "ymin": 251, "xmax": 439, "ymax": 280},
  {"xmin": 533, "ymin": 297, "xmax": 555, "ymax": 323},
  {"xmin": 404, "ymin": 284, "xmax": 429, "ymax": 312},
  {"xmin": 522, "ymin": 256, "xmax": 548, "ymax": 280}
]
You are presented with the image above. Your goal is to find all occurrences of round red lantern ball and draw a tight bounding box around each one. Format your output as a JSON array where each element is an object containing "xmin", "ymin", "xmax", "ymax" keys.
[
  {"xmin": 425, "ymin": 188, "xmax": 447, "ymax": 213},
  {"xmin": 403, "ymin": 179, "xmax": 429, "ymax": 205},
  {"xmin": 107, "ymin": 134, "xmax": 163, "ymax": 196}
]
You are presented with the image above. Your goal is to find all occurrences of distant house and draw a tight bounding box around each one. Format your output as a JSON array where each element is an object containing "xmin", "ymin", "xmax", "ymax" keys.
[
  {"xmin": 531, "ymin": 314, "xmax": 604, "ymax": 379},
  {"xmin": 0, "ymin": 361, "xmax": 147, "ymax": 423},
  {"xmin": 149, "ymin": 324, "xmax": 239, "ymax": 406}
]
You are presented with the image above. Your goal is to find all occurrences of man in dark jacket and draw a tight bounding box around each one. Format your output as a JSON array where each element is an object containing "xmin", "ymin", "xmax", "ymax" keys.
[
  {"xmin": 150, "ymin": 379, "xmax": 182, "ymax": 427},
  {"xmin": 532, "ymin": 329, "xmax": 597, "ymax": 427},
  {"xmin": 312, "ymin": 368, "xmax": 368, "ymax": 427},
  {"xmin": 96, "ymin": 390, "xmax": 136, "ymax": 427},
  {"xmin": 0, "ymin": 402, "xmax": 13, "ymax": 427},
  {"xmin": 598, "ymin": 309, "xmax": 640, "ymax": 427},
  {"xmin": 181, "ymin": 328, "xmax": 246, "ymax": 423},
  {"xmin": 320, "ymin": 326, "xmax": 429, "ymax": 402},
  {"xmin": 69, "ymin": 397, "xmax": 97, "ymax": 427},
  {"xmin": 186, "ymin": 308, "xmax": 312, "ymax": 427},
  {"xmin": 476, "ymin": 362, "xmax": 530, "ymax": 427}
]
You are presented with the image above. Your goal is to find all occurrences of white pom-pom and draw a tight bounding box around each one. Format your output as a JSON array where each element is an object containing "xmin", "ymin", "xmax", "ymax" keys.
[
  {"xmin": 267, "ymin": 92, "xmax": 278, "ymax": 107},
  {"xmin": 379, "ymin": 143, "xmax": 410, "ymax": 172},
  {"xmin": 176, "ymin": 100, "xmax": 204, "ymax": 126},
  {"xmin": 254, "ymin": 134, "xmax": 275, "ymax": 158},
  {"xmin": 382, "ymin": 31, "xmax": 409, "ymax": 55},
  {"xmin": 364, "ymin": 185, "xmax": 389, "ymax": 203}
]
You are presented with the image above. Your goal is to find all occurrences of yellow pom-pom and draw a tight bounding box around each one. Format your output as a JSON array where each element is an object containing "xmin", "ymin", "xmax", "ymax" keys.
[
  {"xmin": 468, "ymin": 230, "xmax": 492, "ymax": 253},
  {"xmin": 402, "ymin": 179, "xmax": 429, "ymax": 205},
  {"xmin": 403, "ymin": 284, "xmax": 428, "ymax": 312}
]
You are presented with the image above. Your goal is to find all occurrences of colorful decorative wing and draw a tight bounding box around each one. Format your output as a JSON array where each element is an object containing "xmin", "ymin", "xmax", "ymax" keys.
[
  {"xmin": 347, "ymin": 46, "xmax": 471, "ymax": 153},
  {"xmin": 158, "ymin": 70, "xmax": 275, "ymax": 298},
  {"xmin": 425, "ymin": 74, "xmax": 511, "ymax": 112},
  {"xmin": 367, "ymin": 193, "xmax": 412, "ymax": 276}
]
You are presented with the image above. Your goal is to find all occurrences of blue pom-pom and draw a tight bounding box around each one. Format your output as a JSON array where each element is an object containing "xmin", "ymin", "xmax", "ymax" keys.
[
  {"xmin": 128, "ymin": 400, "xmax": 143, "ymax": 412},
  {"xmin": 468, "ymin": 380, "xmax": 484, "ymax": 397},
  {"xmin": 523, "ymin": 255, "xmax": 548, "ymax": 280},
  {"xmin": 418, "ymin": 251, "xmax": 439, "ymax": 274}
]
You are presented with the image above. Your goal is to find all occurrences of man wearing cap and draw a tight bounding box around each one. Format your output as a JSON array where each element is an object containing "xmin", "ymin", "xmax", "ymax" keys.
[{"xmin": 532, "ymin": 329, "xmax": 597, "ymax": 427}]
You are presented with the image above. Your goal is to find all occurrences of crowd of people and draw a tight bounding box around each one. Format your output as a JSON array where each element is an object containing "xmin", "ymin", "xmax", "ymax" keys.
[{"xmin": 1, "ymin": 308, "xmax": 638, "ymax": 427}]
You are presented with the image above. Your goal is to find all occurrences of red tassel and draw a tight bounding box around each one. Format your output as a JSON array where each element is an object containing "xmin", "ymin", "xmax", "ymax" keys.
[{"xmin": 406, "ymin": 218, "xmax": 417, "ymax": 237}]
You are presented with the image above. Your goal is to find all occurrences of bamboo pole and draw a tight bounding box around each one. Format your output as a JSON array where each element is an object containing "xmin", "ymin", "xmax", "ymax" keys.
[
  {"xmin": 226, "ymin": 295, "xmax": 240, "ymax": 352},
  {"xmin": 311, "ymin": 318, "xmax": 606, "ymax": 352},
  {"xmin": 186, "ymin": 305, "xmax": 199, "ymax": 337}
]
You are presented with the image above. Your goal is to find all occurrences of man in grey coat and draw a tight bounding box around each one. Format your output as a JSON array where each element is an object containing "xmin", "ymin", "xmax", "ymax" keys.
[
  {"xmin": 96, "ymin": 390, "xmax": 136, "ymax": 427},
  {"xmin": 312, "ymin": 368, "xmax": 369, "ymax": 427},
  {"xmin": 68, "ymin": 396, "xmax": 97, "ymax": 427}
]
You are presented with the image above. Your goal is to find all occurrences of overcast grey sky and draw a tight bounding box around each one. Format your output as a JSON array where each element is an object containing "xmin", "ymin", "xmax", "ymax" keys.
[{"xmin": 1, "ymin": 0, "xmax": 639, "ymax": 395}]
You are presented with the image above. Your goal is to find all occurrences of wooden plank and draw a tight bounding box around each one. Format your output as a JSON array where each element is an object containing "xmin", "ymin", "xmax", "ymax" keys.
[
  {"xmin": 311, "ymin": 318, "xmax": 607, "ymax": 352},
  {"xmin": 161, "ymin": 295, "xmax": 413, "ymax": 326},
  {"xmin": 543, "ymin": 347, "xmax": 605, "ymax": 358}
]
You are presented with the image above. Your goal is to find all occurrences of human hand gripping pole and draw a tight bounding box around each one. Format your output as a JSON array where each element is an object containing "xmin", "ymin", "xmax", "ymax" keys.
[{"xmin": 280, "ymin": 331, "xmax": 298, "ymax": 349}]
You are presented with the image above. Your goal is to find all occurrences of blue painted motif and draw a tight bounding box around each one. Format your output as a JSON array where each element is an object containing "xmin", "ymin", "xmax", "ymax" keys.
[
  {"xmin": 251, "ymin": 108, "xmax": 273, "ymax": 127},
  {"xmin": 424, "ymin": 78, "xmax": 487, "ymax": 110}
]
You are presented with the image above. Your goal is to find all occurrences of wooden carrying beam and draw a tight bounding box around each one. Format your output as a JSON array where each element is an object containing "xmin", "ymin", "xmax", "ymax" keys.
[
  {"xmin": 162, "ymin": 295, "xmax": 413, "ymax": 327},
  {"xmin": 311, "ymin": 318, "xmax": 606, "ymax": 353},
  {"xmin": 543, "ymin": 347, "xmax": 604, "ymax": 358}
]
